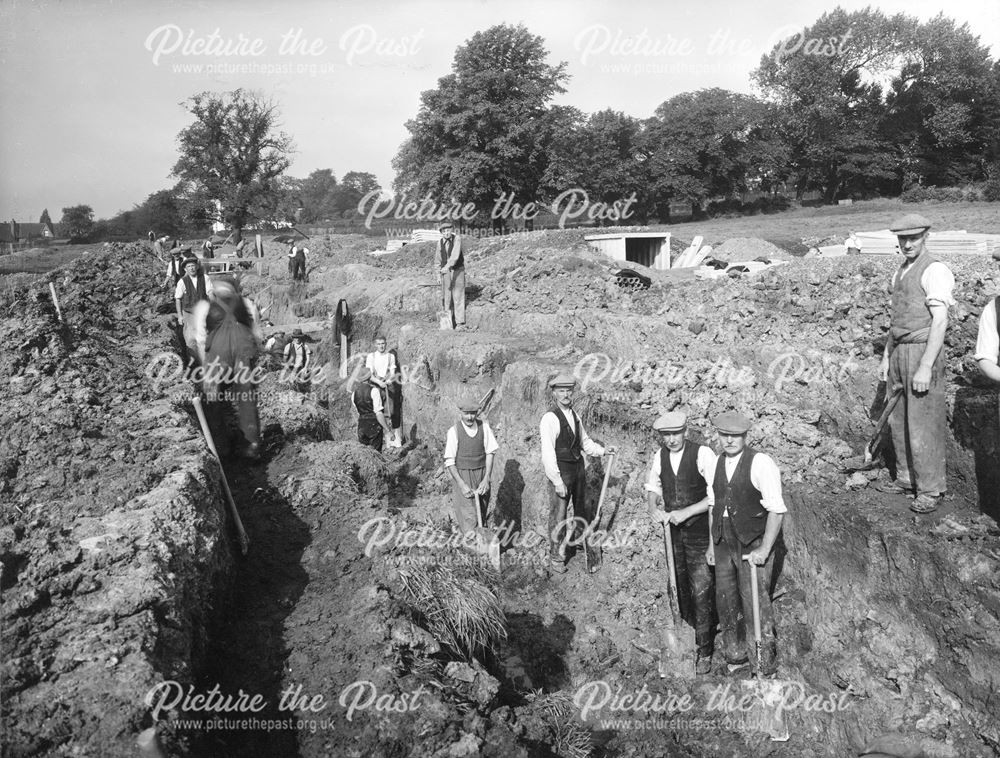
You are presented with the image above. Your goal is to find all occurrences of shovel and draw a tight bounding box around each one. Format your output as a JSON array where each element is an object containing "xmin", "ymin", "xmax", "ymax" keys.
[
  {"xmin": 741, "ymin": 555, "xmax": 790, "ymax": 742},
  {"xmin": 584, "ymin": 451, "xmax": 616, "ymax": 574},
  {"xmin": 473, "ymin": 491, "xmax": 501, "ymax": 572},
  {"xmin": 658, "ymin": 520, "xmax": 695, "ymax": 678},
  {"xmin": 840, "ymin": 387, "xmax": 903, "ymax": 473}
]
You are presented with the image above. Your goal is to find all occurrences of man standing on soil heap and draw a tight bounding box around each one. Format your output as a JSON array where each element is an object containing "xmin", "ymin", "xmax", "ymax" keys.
[
  {"xmin": 175, "ymin": 257, "xmax": 213, "ymax": 365},
  {"xmin": 438, "ymin": 223, "xmax": 466, "ymax": 329},
  {"xmin": 974, "ymin": 248, "xmax": 1000, "ymax": 388},
  {"xmin": 192, "ymin": 277, "xmax": 264, "ymax": 460},
  {"xmin": 365, "ymin": 336, "xmax": 402, "ymax": 448},
  {"xmin": 540, "ymin": 373, "xmax": 614, "ymax": 574},
  {"xmin": 444, "ymin": 400, "xmax": 499, "ymax": 534},
  {"xmin": 353, "ymin": 368, "xmax": 392, "ymax": 452},
  {"xmin": 645, "ymin": 411, "xmax": 718, "ymax": 675},
  {"xmin": 288, "ymin": 241, "xmax": 308, "ymax": 281},
  {"xmin": 706, "ymin": 412, "xmax": 785, "ymax": 677},
  {"xmin": 282, "ymin": 329, "xmax": 314, "ymax": 393},
  {"xmin": 877, "ymin": 213, "xmax": 954, "ymax": 514}
]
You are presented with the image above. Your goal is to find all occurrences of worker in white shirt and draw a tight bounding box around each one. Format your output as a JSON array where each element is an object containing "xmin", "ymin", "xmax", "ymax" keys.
[
  {"xmin": 444, "ymin": 400, "xmax": 499, "ymax": 533},
  {"xmin": 174, "ymin": 258, "xmax": 214, "ymax": 366},
  {"xmin": 282, "ymin": 329, "xmax": 314, "ymax": 392},
  {"xmin": 365, "ymin": 335, "xmax": 401, "ymax": 447},
  {"xmin": 288, "ymin": 242, "xmax": 308, "ymax": 281},
  {"xmin": 706, "ymin": 412, "xmax": 786, "ymax": 677},
  {"xmin": 974, "ymin": 248, "xmax": 1000, "ymax": 385},
  {"xmin": 645, "ymin": 411, "xmax": 718, "ymax": 675},
  {"xmin": 353, "ymin": 368, "xmax": 392, "ymax": 452},
  {"xmin": 540, "ymin": 372, "xmax": 615, "ymax": 574}
]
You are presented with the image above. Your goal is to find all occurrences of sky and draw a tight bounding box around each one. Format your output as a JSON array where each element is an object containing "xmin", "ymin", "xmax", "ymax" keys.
[{"xmin": 1, "ymin": 0, "xmax": 998, "ymax": 222}]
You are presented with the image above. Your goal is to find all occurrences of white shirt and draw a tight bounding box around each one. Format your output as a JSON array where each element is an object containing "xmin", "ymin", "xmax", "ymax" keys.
[
  {"xmin": 539, "ymin": 407, "xmax": 605, "ymax": 487},
  {"xmin": 288, "ymin": 245, "xmax": 309, "ymax": 259},
  {"xmin": 174, "ymin": 274, "xmax": 214, "ymax": 303},
  {"xmin": 705, "ymin": 451, "xmax": 787, "ymax": 515},
  {"xmin": 644, "ymin": 443, "xmax": 717, "ymax": 503},
  {"xmin": 353, "ymin": 385, "xmax": 383, "ymax": 415},
  {"xmin": 975, "ymin": 297, "xmax": 999, "ymax": 365},
  {"xmin": 891, "ymin": 259, "xmax": 955, "ymax": 308},
  {"xmin": 284, "ymin": 341, "xmax": 313, "ymax": 369},
  {"xmin": 444, "ymin": 421, "xmax": 499, "ymax": 468},
  {"xmin": 365, "ymin": 351, "xmax": 396, "ymax": 381}
]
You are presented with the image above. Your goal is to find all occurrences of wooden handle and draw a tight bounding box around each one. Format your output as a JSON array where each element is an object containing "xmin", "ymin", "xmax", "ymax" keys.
[
  {"xmin": 192, "ymin": 395, "xmax": 249, "ymax": 555},
  {"xmin": 743, "ymin": 555, "xmax": 762, "ymax": 644},
  {"xmin": 592, "ymin": 452, "xmax": 616, "ymax": 530},
  {"xmin": 474, "ymin": 491, "xmax": 483, "ymax": 529}
]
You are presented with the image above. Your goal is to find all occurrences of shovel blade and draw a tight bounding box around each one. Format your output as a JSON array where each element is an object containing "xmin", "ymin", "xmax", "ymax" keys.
[
  {"xmin": 474, "ymin": 528, "xmax": 501, "ymax": 572},
  {"xmin": 657, "ymin": 617, "xmax": 696, "ymax": 679},
  {"xmin": 738, "ymin": 679, "xmax": 791, "ymax": 741}
]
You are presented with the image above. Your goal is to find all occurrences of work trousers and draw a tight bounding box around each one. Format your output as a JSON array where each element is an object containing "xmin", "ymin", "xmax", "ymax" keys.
[
  {"xmin": 887, "ymin": 342, "xmax": 947, "ymax": 495},
  {"xmin": 292, "ymin": 257, "xmax": 306, "ymax": 281},
  {"xmin": 667, "ymin": 523, "xmax": 716, "ymax": 657},
  {"xmin": 547, "ymin": 459, "xmax": 598, "ymax": 565},
  {"xmin": 450, "ymin": 467, "xmax": 490, "ymax": 534},
  {"xmin": 358, "ymin": 417, "xmax": 383, "ymax": 452},
  {"xmin": 714, "ymin": 517, "xmax": 777, "ymax": 675},
  {"xmin": 441, "ymin": 267, "xmax": 466, "ymax": 326}
]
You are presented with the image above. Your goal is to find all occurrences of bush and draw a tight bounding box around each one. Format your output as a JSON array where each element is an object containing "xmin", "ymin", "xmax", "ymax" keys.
[{"xmin": 901, "ymin": 184, "xmax": 991, "ymax": 203}]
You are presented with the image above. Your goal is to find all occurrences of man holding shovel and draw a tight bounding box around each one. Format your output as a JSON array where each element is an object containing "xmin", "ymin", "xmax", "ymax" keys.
[
  {"xmin": 540, "ymin": 373, "xmax": 615, "ymax": 575},
  {"xmin": 877, "ymin": 213, "xmax": 954, "ymax": 514},
  {"xmin": 438, "ymin": 223, "xmax": 466, "ymax": 329},
  {"xmin": 645, "ymin": 411, "xmax": 718, "ymax": 675},
  {"xmin": 706, "ymin": 412, "xmax": 786, "ymax": 677},
  {"xmin": 444, "ymin": 400, "xmax": 499, "ymax": 535}
]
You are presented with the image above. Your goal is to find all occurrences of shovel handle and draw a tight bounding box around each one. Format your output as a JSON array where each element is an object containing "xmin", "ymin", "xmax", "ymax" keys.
[
  {"xmin": 474, "ymin": 490, "xmax": 484, "ymax": 529},
  {"xmin": 663, "ymin": 522, "xmax": 680, "ymax": 617},
  {"xmin": 867, "ymin": 387, "xmax": 903, "ymax": 453},
  {"xmin": 193, "ymin": 395, "xmax": 250, "ymax": 555},
  {"xmin": 742, "ymin": 555, "xmax": 762, "ymax": 645}
]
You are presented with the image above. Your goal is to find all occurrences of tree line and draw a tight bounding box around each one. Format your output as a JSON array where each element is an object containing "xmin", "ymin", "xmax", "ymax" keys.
[{"xmin": 58, "ymin": 6, "xmax": 1000, "ymax": 242}]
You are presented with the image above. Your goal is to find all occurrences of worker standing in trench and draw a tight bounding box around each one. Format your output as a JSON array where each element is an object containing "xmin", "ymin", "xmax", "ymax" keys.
[
  {"xmin": 876, "ymin": 213, "xmax": 954, "ymax": 514},
  {"xmin": 974, "ymin": 248, "xmax": 1000, "ymax": 390},
  {"xmin": 365, "ymin": 336, "xmax": 402, "ymax": 448},
  {"xmin": 174, "ymin": 257, "xmax": 213, "ymax": 367},
  {"xmin": 706, "ymin": 412, "xmax": 785, "ymax": 677},
  {"xmin": 192, "ymin": 277, "xmax": 264, "ymax": 460},
  {"xmin": 540, "ymin": 373, "xmax": 615, "ymax": 574},
  {"xmin": 438, "ymin": 223, "xmax": 466, "ymax": 329},
  {"xmin": 645, "ymin": 411, "xmax": 718, "ymax": 675},
  {"xmin": 444, "ymin": 400, "xmax": 499, "ymax": 534},
  {"xmin": 353, "ymin": 368, "xmax": 393, "ymax": 452}
]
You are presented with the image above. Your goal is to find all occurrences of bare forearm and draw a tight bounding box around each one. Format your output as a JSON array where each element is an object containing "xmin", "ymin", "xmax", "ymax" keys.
[
  {"xmin": 919, "ymin": 317, "xmax": 947, "ymax": 369},
  {"xmin": 759, "ymin": 513, "xmax": 784, "ymax": 556}
]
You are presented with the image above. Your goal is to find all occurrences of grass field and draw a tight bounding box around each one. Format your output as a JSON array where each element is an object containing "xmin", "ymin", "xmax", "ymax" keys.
[{"xmin": 0, "ymin": 244, "xmax": 97, "ymax": 276}]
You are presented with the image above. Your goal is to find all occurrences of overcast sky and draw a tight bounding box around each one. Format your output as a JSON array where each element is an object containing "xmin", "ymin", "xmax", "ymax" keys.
[{"xmin": 1, "ymin": 0, "xmax": 997, "ymax": 221}]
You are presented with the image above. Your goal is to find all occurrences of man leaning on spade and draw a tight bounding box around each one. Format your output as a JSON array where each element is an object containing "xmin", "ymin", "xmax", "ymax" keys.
[
  {"xmin": 444, "ymin": 399, "xmax": 499, "ymax": 534},
  {"xmin": 438, "ymin": 223, "xmax": 466, "ymax": 329},
  {"xmin": 540, "ymin": 373, "xmax": 615, "ymax": 575},
  {"xmin": 876, "ymin": 213, "xmax": 954, "ymax": 514},
  {"xmin": 645, "ymin": 410, "xmax": 718, "ymax": 675},
  {"xmin": 706, "ymin": 412, "xmax": 786, "ymax": 678}
]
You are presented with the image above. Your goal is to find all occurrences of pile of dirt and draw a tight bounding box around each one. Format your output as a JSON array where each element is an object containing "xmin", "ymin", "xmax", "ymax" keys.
[{"xmin": 709, "ymin": 236, "xmax": 791, "ymax": 261}]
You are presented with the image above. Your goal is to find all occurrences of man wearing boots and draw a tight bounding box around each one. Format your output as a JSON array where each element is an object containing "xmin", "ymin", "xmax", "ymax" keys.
[
  {"xmin": 438, "ymin": 223, "xmax": 466, "ymax": 329},
  {"xmin": 645, "ymin": 411, "xmax": 718, "ymax": 675},
  {"xmin": 540, "ymin": 373, "xmax": 614, "ymax": 574},
  {"xmin": 706, "ymin": 412, "xmax": 786, "ymax": 677},
  {"xmin": 444, "ymin": 400, "xmax": 499, "ymax": 534}
]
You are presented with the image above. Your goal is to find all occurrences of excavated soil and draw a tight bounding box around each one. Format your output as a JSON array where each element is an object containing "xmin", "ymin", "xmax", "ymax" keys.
[{"xmin": 2, "ymin": 232, "xmax": 1000, "ymax": 758}]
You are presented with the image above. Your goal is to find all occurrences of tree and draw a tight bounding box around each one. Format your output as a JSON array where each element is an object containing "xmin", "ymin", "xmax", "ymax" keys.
[
  {"xmin": 336, "ymin": 171, "xmax": 382, "ymax": 216},
  {"xmin": 172, "ymin": 89, "xmax": 294, "ymax": 241},
  {"xmin": 297, "ymin": 169, "xmax": 338, "ymax": 222},
  {"xmin": 754, "ymin": 8, "xmax": 914, "ymax": 201},
  {"xmin": 393, "ymin": 24, "xmax": 569, "ymax": 229},
  {"xmin": 131, "ymin": 189, "xmax": 186, "ymax": 237},
  {"xmin": 39, "ymin": 208, "xmax": 52, "ymax": 225},
  {"xmin": 61, "ymin": 205, "xmax": 94, "ymax": 241}
]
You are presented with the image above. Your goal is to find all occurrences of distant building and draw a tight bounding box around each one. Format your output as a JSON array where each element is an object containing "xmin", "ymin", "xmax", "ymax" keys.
[{"xmin": 0, "ymin": 219, "xmax": 57, "ymax": 244}]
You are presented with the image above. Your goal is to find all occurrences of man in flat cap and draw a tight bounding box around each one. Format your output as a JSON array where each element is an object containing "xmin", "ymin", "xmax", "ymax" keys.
[
  {"xmin": 878, "ymin": 213, "xmax": 954, "ymax": 514},
  {"xmin": 282, "ymin": 328, "xmax": 315, "ymax": 393},
  {"xmin": 353, "ymin": 368, "xmax": 392, "ymax": 452},
  {"xmin": 444, "ymin": 399, "xmax": 499, "ymax": 534},
  {"xmin": 645, "ymin": 410, "xmax": 718, "ymax": 674},
  {"xmin": 174, "ymin": 257, "xmax": 214, "ymax": 366},
  {"xmin": 540, "ymin": 373, "xmax": 615, "ymax": 574},
  {"xmin": 438, "ymin": 222, "xmax": 466, "ymax": 329},
  {"xmin": 706, "ymin": 412, "xmax": 786, "ymax": 677}
]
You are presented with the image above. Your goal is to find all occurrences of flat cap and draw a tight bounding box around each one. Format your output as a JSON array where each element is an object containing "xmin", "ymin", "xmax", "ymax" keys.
[
  {"xmin": 653, "ymin": 411, "xmax": 687, "ymax": 432},
  {"xmin": 713, "ymin": 411, "xmax": 752, "ymax": 434},
  {"xmin": 439, "ymin": 222, "xmax": 454, "ymax": 231},
  {"xmin": 457, "ymin": 400, "xmax": 480, "ymax": 413},
  {"xmin": 548, "ymin": 372, "xmax": 577, "ymax": 389},
  {"xmin": 355, "ymin": 367, "xmax": 372, "ymax": 382},
  {"xmin": 889, "ymin": 213, "xmax": 932, "ymax": 235}
]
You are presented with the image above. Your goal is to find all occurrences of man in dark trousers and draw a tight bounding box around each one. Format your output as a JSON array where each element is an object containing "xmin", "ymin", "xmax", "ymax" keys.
[
  {"xmin": 353, "ymin": 368, "xmax": 392, "ymax": 452},
  {"xmin": 282, "ymin": 328, "xmax": 314, "ymax": 393},
  {"xmin": 438, "ymin": 223, "xmax": 466, "ymax": 329},
  {"xmin": 706, "ymin": 412, "xmax": 786, "ymax": 677},
  {"xmin": 174, "ymin": 257, "xmax": 213, "ymax": 365},
  {"xmin": 444, "ymin": 400, "xmax": 499, "ymax": 533},
  {"xmin": 192, "ymin": 277, "xmax": 263, "ymax": 460},
  {"xmin": 164, "ymin": 249, "xmax": 185, "ymax": 289},
  {"xmin": 539, "ymin": 373, "xmax": 614, "ymax": 574},
  {"xmin": 645, "ymin": 411, "xmax": 718, "ymax": 674},
  {"xmin": 288, "ymin": 242, "xmax": 308, "ymax": 281},
  {"xmin": 877, "ymin": 213, "xmax": 954, "ymax": 514}
]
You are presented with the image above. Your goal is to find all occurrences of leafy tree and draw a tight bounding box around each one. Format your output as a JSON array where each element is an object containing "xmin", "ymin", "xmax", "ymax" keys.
[
  {"xmin": 297, "ymin": 169, "xmax": 338, "ymax": 222},
  {"xmin": 61, "ymin": 205, "xmax": 95, "ymax": 241},
  {"xmin": 172, "ymin": 89, "xmax": 294, "ymax": 241},
  {"xmin": 754, "ymin": 8, "xmax": 914, "ymax": 201},
  {"xmin": 39, "ymin": 208, "xmax": 52, "ymax": 225},
  {"xmin": 393, "ymin": 23, "xmax": 569, "ymax": 229},
  {"xmin": 336, "ymin": 171, "xmax": 382, "ymax": 217},
  {"xmin": 132, "ymin": 189, "xmax": 186, "ymax": 237}
]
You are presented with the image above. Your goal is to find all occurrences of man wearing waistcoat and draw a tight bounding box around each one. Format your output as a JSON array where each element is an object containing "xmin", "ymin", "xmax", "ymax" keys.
[
  {"xmin": 540, "ymin": 373, "xmax": 614, "ymax": 574},
  {"xmin": 353, "ymin": 368, "xmax": 392, "ymax": 452},
  {"xmin": 174, "ymin": 257, "xmax": 213, "ymax": 366},
  {"xmin": 645, "ymin": 411, "xmax": 718, "ymax": 674},
  {"xmin": 974, "ymin": 248, "xmax": 1000, "ymax": 387},
  {"xmin": 438, "ymin": 223, "xmax": 466, "ymax": 329},
  {"xmin": 444, "ymin": 401, "xmax": 499, "ymax": 534},
  {"xmin": 877, "ymin": 213, "xmax": 954, "ymax": 514},
  {"xmin": 706, "ymin": 412, "xmax": 786, "ymax": 677}
]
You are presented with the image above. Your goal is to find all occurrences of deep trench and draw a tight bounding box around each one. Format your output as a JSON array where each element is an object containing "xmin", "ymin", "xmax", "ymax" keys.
[{"xmin": 177, "ymin": 284, "xmax": 1000, "ymax": 758}]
